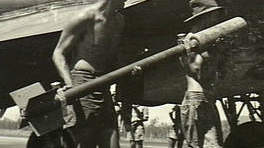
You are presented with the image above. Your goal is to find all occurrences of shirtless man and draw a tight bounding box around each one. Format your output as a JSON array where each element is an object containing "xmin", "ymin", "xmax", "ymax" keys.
[
  {"xmin": 52, "ymin": 0, "xmax": 125, "ymax": 147},
  {"xmin": 179, "ymin": 0, "xmax": 224, "ymax": 147},
  {"xmin": 180, "ymin": 44, "xmax": 223, "ymax": 148}
]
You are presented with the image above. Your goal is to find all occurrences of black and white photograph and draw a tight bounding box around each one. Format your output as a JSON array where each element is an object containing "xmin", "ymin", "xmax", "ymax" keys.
[{"xmin": 0, "ymin": 0, "xmax": 263, "ymax": 148}]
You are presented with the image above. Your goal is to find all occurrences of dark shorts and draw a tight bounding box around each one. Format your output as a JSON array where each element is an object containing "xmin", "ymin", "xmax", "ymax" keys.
[
  {"xmin": 62, "ymin": 70, "xmax": 119, "ymax": 148},
  {"xmin": 63, "ymin": 69, "xmax": 117, "ymax": 128}
]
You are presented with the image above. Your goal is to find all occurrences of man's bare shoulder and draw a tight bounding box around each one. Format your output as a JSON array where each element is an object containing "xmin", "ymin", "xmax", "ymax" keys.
[
  {"xmin": 63, "ymin": 2, "xmax": 107, "ymax": 33},
  {"xmin": 77, "ymin": 1, "xmax": 108, "ymax": 22},
  {"xmin": 63, "ymin": 7, "xmax": 97, "ymax": 33},
  {"xmin": 70, "ymin": 7, "xmax": 96, "ymax": 24}
]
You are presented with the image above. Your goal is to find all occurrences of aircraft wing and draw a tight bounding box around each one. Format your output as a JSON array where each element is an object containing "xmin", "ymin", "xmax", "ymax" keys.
[{"xmin": 0, "ymin": 0, "xmax": 150, "ymax": 42}]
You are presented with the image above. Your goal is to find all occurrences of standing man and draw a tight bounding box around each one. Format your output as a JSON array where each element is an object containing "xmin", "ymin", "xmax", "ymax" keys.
[
  {"xmin": 127, "ymin": 105, "xmax": 149, "ymax": 148},
  {"xmin": 179, "ymin": 0, "xmax": 225, "ymax": 148},
  {"xmin": 114, "ymin": 100, "xmax": 125, "ymax": 134},
  {"xmin": 168, "ymin": 105, "xmax": 184, "ymax": 148},
  {"xmin": 52, "ymin": 0, "xmax": 125, "ymax": 147}
]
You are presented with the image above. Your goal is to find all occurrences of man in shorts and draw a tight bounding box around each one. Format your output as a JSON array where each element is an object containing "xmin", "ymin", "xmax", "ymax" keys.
[
  {"xmin": 52, "ymin": 0, "xmax": 125, "ymax": 147},
  {"xmin": 179, "ymin": 0, "xmax": 225, "ymax": 147},
  {"xmin": 168, "ymin": 105, "xmax": 184, "ymax": 148},
  {"xmin": 127, "ymin": 105, "xmax": 149, "ymax": 148}
]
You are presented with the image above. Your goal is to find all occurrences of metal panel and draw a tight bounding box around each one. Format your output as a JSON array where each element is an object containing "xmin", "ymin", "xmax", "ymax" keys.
[{"xmin": 9, "ymin": 82, "xmax": 45, "ymax": 109}]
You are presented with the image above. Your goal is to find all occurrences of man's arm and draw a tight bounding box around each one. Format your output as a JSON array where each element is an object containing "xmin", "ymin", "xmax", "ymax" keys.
[
  {"xmin": 52, "ymin": 31, "xmax": 75, "ymax": 87},
  {"xmin": 142, "ymin": 107, "xmax": 149, "ymax": 122},
  {"xmin": 169, "ymin": 111, "xmax": 175, "ymax": 123},
  {"xmin": 52, "ymin": 10, "xmax": 94, "ymax": 87}
]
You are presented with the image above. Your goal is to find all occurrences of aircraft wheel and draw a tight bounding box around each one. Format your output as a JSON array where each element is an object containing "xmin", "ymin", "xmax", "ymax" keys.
[{"xmin": 224, "ymin": 122, "xmax": 264, "ymax": 148}]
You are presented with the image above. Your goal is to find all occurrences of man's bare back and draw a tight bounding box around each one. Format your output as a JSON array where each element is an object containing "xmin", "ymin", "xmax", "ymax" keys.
[
  {"xmin": 73, "ymin": 7, "xmax": 124, "ymax": 73},
  {"xmin": 52, "ymin": 1, "xmax": 125, "ymax": 147},
  {"xmin": 53, "ymin": 0, "xmax": 124, "ymax": 86}
]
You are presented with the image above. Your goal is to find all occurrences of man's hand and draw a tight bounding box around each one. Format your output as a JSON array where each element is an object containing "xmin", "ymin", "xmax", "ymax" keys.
[
  {"xmin": 183, "ymin": 33, "xmax": 200, "ymax": 54},
  {"xmin": 55, "ymin": 85, "xmax": 71, "ymax": 107},
  {"xmin": 131, "ymin": 65, "xmax": 143, "ymax": 76}
]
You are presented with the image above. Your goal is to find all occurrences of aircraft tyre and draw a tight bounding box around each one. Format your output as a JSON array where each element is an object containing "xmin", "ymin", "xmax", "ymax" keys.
[{"xmin": 224, "ymin": 122, "xmax": 264, "ymax": 148}]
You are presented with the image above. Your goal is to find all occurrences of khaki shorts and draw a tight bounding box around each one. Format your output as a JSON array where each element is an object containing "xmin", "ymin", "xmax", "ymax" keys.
[
  {"xmin": 181, "ymin": 91, "xmax": 223, "ymax": 148},
  {"xmin": 127, "ymin": 125, "xmax": 145, "ymax": 141}
]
